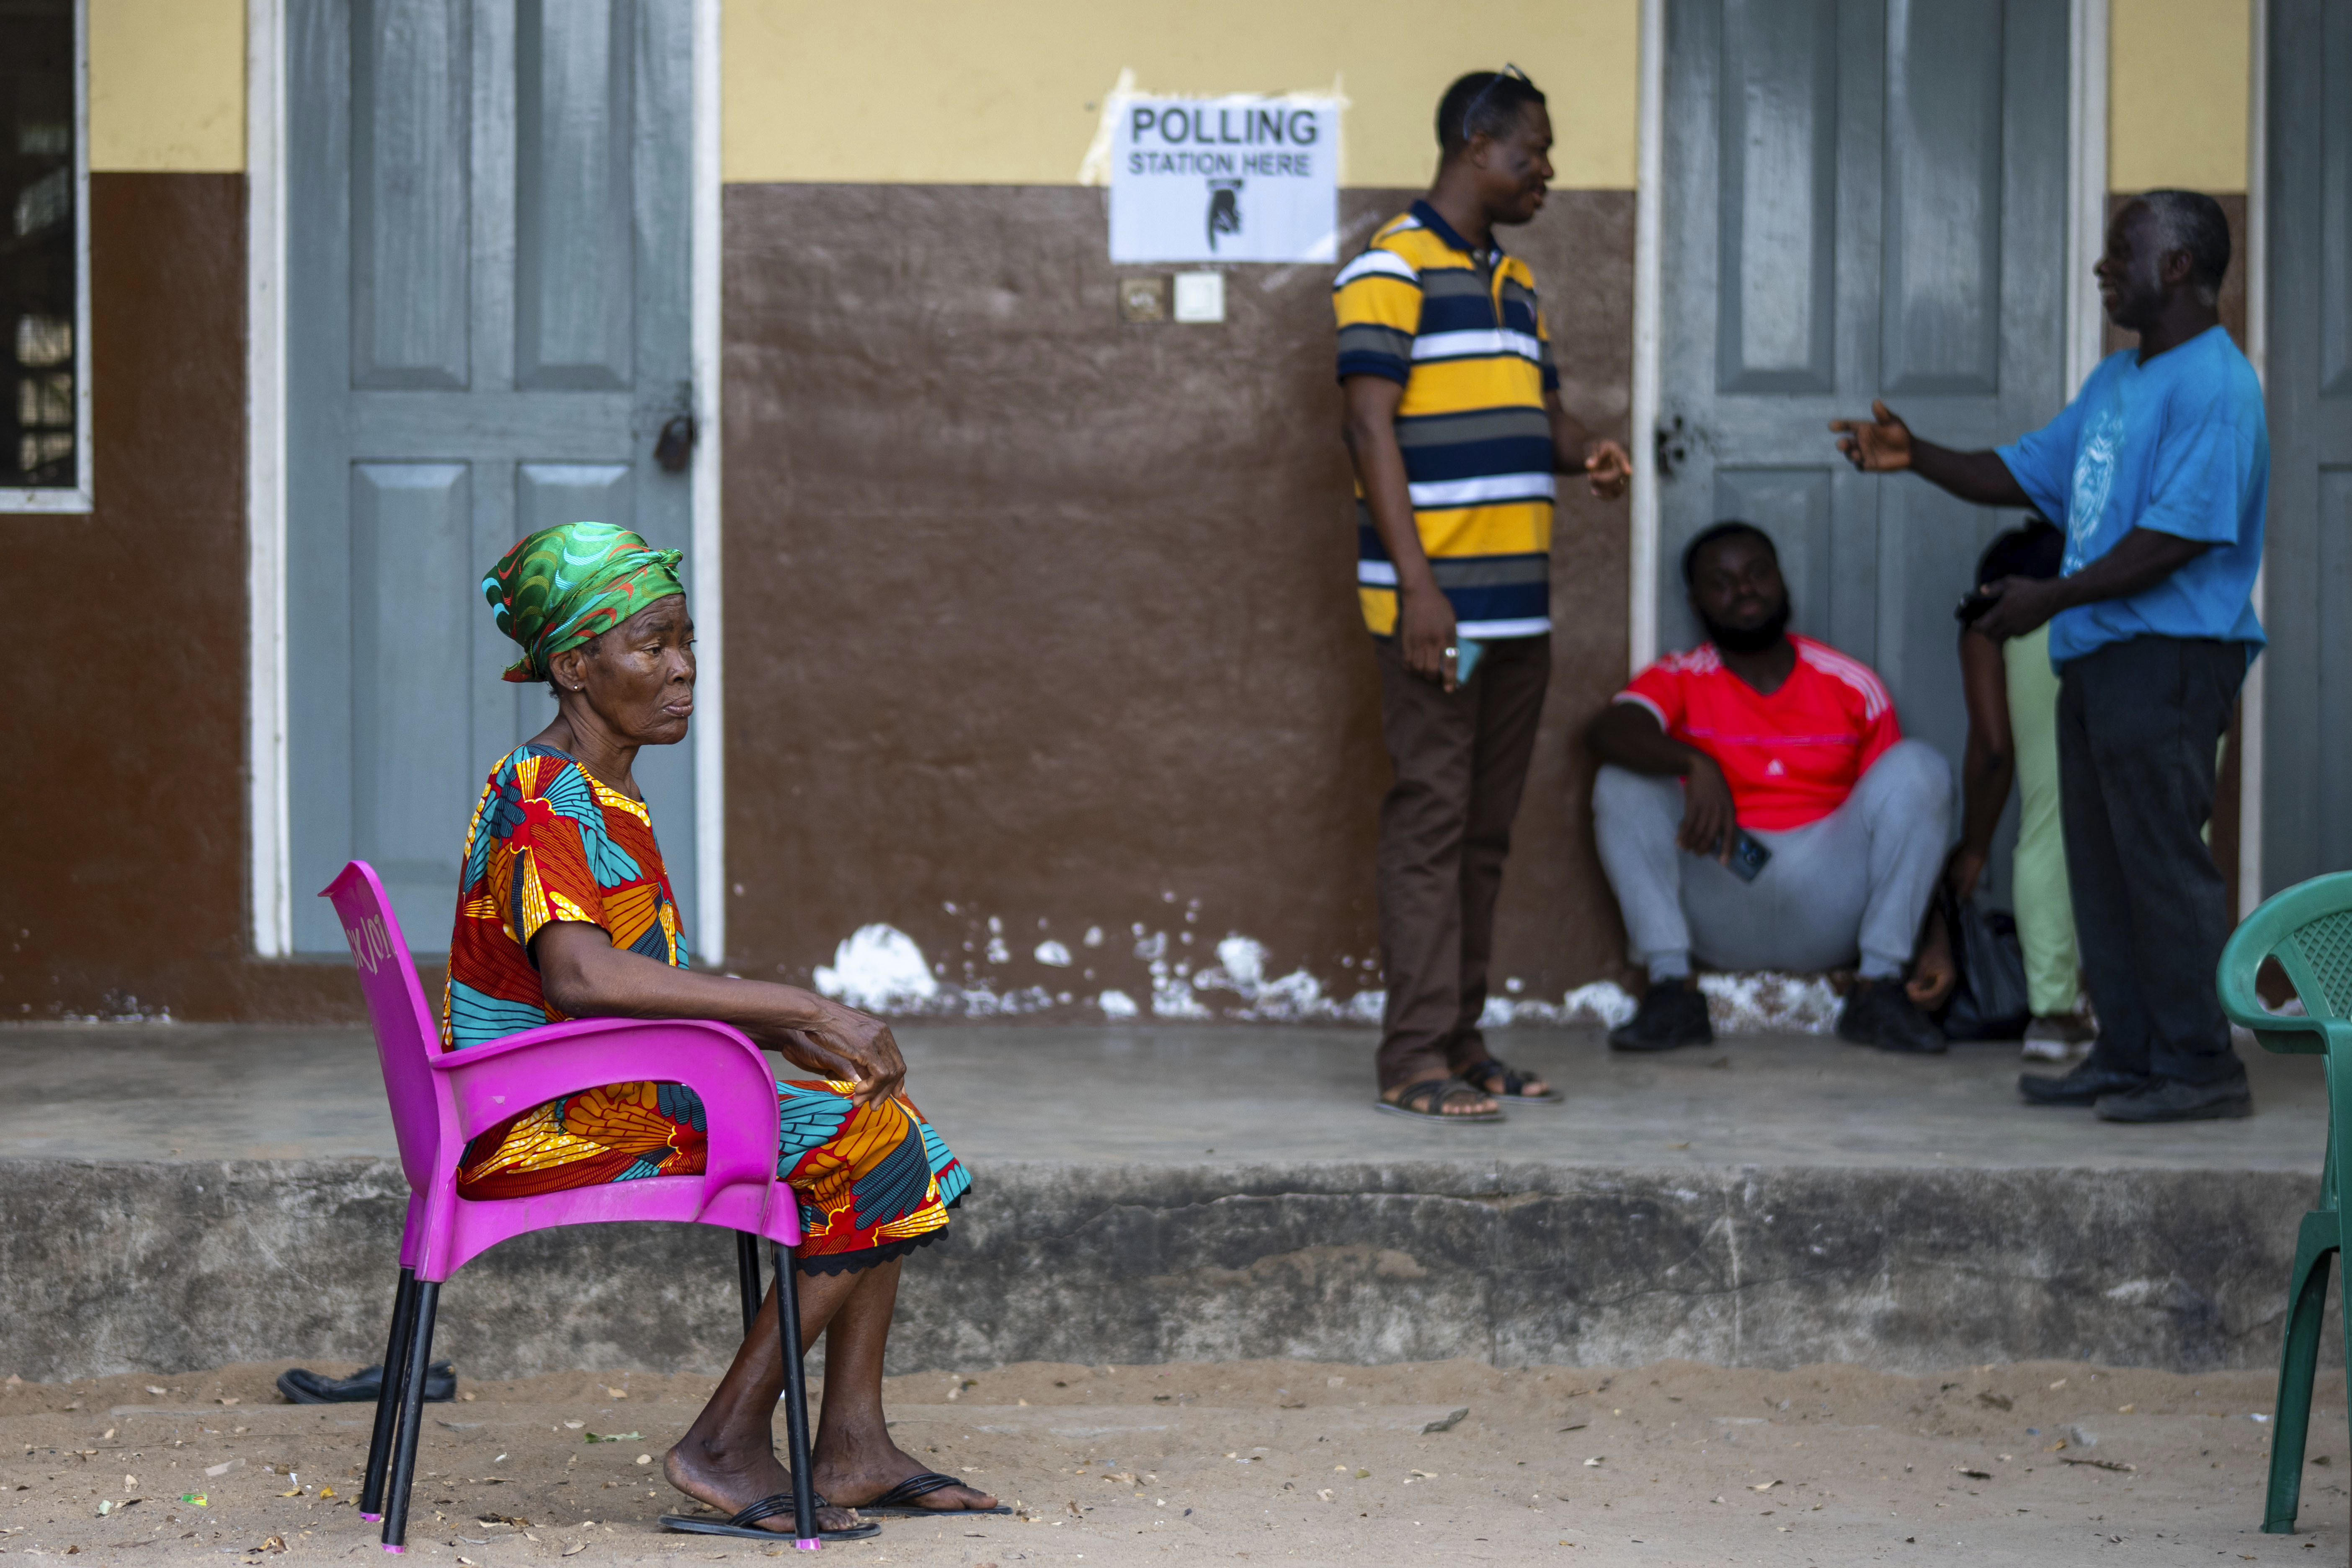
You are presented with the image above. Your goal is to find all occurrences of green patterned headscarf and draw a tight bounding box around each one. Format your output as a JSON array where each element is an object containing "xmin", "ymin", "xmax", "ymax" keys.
[{"xmin": 484, "ymin": 521, "xmax": 686, "ymax": 684}]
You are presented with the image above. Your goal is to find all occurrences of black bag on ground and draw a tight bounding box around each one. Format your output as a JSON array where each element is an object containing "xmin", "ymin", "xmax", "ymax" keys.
[
  {"xmin": 1935, "ymin": 886, "xmax": 2032, "ymax": 1041},
  {"xmin": 276, "ymin": 1361, "xmax": 455, "ymax": 1404}
]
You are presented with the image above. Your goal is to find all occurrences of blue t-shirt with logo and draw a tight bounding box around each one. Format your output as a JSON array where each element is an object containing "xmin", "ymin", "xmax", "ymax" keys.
[{"xmin": 1994, "ymin": 325, "xmax": 2267, "ymax": 667}]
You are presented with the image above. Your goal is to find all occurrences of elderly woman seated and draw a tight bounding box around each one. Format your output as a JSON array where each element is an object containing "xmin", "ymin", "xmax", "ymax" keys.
[{"xmin": 446, "ymin": 521, "xmax": 995, "ymax": 1539}]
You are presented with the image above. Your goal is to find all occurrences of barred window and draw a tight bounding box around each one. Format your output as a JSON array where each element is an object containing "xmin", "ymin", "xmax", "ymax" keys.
[{"xmin": 3, "ymin": 0, "xmax": 87, "ymax": 509}]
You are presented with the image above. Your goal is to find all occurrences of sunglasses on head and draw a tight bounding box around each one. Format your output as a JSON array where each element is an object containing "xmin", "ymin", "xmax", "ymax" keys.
[{"xmin": 1460, "ymin": 64, "xmax": 1531, "ymax": 143}]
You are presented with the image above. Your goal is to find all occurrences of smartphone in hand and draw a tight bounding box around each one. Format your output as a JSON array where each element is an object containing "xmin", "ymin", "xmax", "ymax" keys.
[{"xmin": 1726, "ymin": 828, "xmax": 1772, "ymax": 883}]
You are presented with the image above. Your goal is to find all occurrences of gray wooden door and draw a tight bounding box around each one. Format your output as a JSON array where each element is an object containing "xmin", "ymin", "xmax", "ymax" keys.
[
  {"xmin": 2259, "ymin": 0, "xmax": 2352, "ymax": 890},
  {"xmin": 287, "ymin": 0, "xmax": 696, "ymax": 955},
  {"xmin": 1657, "ymin": 0, "xmax": 2071, "ymax": 893}
]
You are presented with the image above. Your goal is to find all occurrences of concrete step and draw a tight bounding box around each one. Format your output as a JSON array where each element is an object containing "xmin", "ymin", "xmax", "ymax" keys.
[{"xmin": 0, "ymin": 1155, "xmax": 2332, "ymax": 1383}]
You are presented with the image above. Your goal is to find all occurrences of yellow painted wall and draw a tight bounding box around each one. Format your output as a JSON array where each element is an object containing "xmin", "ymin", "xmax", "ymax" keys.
[
  {"xmin": 88, "ymin": 0, "xmax": 244, "ymax": 172},
  {"xmin": 2109, "ymin": 0, "xmax": 2250, "ymax": 193},
  {"xmin": 72, "ymin": 0, "xmax": 2254, "ymax": 196},
  {"xmin": 721, "ymin": 0, "xmax": 1639, "ymax": 189}
]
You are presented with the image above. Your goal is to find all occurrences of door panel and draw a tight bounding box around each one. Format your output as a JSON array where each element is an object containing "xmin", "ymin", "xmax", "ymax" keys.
[
  {"xmin": 518, "ymin": 462, "xmax": 634, "ymax": 538},
  {"xmin": 350, "ymin": 463, "xmax": 476, "ymax": 904},
  {"xmin": 1660, "ymin": 0, "xmax": 2069, "ymax": 907},
  {"xmin": 516, "ymin": 0, "xmax": 635, "ymax": 390},
  {"xmin": 350, "ymin": 0, "xmax": 470, "ymax": 390},
  {"xmin": 2326, "ymin": 5, "xmax": 2352, "ymax": 400},
  {"xmin": 2262, "ymin": 1, "xmax": 2352, "ymax": 887},
  {"xmin": 1715, "ymin": 0, "xmax": 1840, "ymax": 392},
  {"xmin": 1879, "ymin": 0, "xmax": 2004, "ymax": 395},
  {"xmin": 290, "ymin": 0, "xmax": 696, "ymax": 955}
]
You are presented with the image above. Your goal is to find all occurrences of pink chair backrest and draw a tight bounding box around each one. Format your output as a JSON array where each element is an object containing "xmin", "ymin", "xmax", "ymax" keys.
[{"xmin": 321, "ymin": 862, "xmax": 449, "ymax": 1194}]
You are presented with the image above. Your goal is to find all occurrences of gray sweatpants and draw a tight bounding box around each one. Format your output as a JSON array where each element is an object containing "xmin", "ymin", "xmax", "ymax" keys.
[{"xmin": 1593, "ymin": 739, "xmax": 1954, "ymax": 981}]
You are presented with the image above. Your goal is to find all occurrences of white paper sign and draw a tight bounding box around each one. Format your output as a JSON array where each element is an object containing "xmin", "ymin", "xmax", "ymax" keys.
[{"xmin": 1109, "ymin": 96, "xmax": 1340, "ymax": 264}]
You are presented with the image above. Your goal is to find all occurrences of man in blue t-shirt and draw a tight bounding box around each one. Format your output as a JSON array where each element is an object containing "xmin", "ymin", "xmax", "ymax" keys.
[{"xmin": 1830, "ymin": 190, "xmax": 2264, "ymax": 1123}]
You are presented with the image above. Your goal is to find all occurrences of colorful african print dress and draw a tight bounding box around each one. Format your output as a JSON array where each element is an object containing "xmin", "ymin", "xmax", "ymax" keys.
[{"xmin": 442, "ymin": 744, "xmax": 967, "ymax": 1271}]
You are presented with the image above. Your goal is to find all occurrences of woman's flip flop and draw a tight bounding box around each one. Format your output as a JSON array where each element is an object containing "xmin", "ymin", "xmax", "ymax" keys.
[
  {"xmin": 659, "ymin": 1492, "xmax": 882, "ymax": 1542},
  {"xmin": 1464, "ymin": 1057, "xmax": 1565, "ymax": 1104},
  {"xmin": 849, "ymin": 1470, "xmax": 1012, "ymax": 1517}
]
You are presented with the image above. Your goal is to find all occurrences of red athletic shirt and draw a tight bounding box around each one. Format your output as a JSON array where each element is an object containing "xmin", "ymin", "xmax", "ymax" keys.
[{"xmin": 1614, "ymin": 635, "xmax": 1901, "ymax": 831}]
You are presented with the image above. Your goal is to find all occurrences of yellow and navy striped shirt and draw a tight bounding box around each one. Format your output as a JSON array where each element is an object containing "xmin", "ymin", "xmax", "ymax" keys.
[{"xmin": 1333, "ymin": 200, "xmax": 1560, "ymax": 638}]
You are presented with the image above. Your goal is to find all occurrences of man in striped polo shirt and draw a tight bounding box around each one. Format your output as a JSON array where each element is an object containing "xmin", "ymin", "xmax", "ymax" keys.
[{"xmin": 1336, "ymin": 67, "xmax": 1631, "ymax": 1122}]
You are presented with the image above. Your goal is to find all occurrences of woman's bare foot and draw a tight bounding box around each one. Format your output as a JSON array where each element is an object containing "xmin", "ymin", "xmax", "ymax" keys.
[
  {"xmin": 813, "ymin": 1424, "xmax": 998, "ymax": 1514},
  {"xmin": 663, "ymin": 1438, "xmax": 863, "ymax": 1534}
]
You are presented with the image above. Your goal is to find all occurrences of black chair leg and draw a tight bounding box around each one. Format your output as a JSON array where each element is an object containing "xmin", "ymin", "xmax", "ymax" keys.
[
  {"xmin": 380, "ymin": 1279, "xmax": 441, "ymax": 1552},
  {"xmin": 736, "ymin": 1232, "xmax": 764, "ymax": 1335},
  {"xmin": 772, "ymin": 1241, "xmax": 821, "ymax": 1549},
  {"xmin": 359, "ymin": 1267, "xmax": 418, "ymax": 1522}
]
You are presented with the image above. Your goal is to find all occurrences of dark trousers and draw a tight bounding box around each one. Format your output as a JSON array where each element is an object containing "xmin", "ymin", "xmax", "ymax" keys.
[
  {"xmin": 1372, "ymin": 633, "xmax": 1550, "ymax": 1091},
  {"xmin": 2057, "ymin": 635, "xmax": 2250, "ymax": 1088}
]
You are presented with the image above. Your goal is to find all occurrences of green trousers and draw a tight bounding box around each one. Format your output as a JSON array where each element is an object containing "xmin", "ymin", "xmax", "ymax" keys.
[{"xmin": 2004, "ymin": 625, "xmax": 2081, "ymax": 1017}]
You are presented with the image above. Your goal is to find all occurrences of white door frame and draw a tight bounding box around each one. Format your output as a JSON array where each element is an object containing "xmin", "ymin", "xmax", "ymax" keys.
[
  {"xmin": 2239, "ymin": 0, "xmax": 2268, "ymax": 917},
  {"xmin": 1625, "ymin": 0, "xmax": 1665, "ymax": 673},
  {"xmin": 244, "ymin": 0, "xmax": 728, "ymax": 959}
]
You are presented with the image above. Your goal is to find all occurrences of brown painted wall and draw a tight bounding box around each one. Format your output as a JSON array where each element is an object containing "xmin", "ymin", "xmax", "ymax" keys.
[
  {"xmin": 0, "ymin": 175, "xmax": 375, "ymax": 1023},
  {"xmin": 720, "ymin": 184, "xmax": 1636, "ymax": 1010}
]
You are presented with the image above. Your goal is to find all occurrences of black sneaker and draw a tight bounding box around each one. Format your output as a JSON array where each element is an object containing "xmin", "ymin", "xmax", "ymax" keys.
[
  {"xmin": 2018, "ymin": 1060, "xmax": 2148, "ymax": 1106},
  {"xmin": 1836, "ymin": 978, "xmax": 1946, "ymax": 1053},
  {"xmin": 2094, "ymin": 1075, "xmax": 2254, "ymax": 1123},
  {"xmin": 1609, "ymin": 978, "xmax": 1713, "ymax": 1052}
]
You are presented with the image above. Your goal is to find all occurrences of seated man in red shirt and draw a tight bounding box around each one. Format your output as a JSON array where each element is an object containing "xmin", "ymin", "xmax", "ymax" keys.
[{"xmin": 1588, "ymin": 522, "xmax": 1953, "ymax": 1053}]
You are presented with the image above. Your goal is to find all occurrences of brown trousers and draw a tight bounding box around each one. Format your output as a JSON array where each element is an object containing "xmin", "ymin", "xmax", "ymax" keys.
[{"xmin": 1371, "ymin": 632, "xmax": 1551, "ymax": 1091}]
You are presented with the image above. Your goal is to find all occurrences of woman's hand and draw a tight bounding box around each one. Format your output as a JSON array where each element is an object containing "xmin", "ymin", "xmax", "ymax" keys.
[
  {"xmin": 763, "ymin": 1000, "xmax": 907, "ymax": 1107},
  {"xmin": 1907, "ymin": 903, "xmax": 1957, "ymax": 1012},
  {"xmin": 529, "ymin": 921, "xmax": 911, "ymax": 1105}
]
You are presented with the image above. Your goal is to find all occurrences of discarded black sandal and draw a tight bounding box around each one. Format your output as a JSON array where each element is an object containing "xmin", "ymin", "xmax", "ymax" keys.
[
  {"xmin": 1372, "ymin": 1077, "xmax": 1505, "ymax": 1123},
  {"xmin": 1462, "ymin": 1057, "xmax": 1564, "ymax": 1104},
  {"xmin": 851, "ymin": 1470, "xmax": 1012, "ymax": 1517},
  {"xmin": 276, "ymin": 1362, "xmax": 456, "ymax": 1405},
  {"xmin": 658, "ymin": 1492, "xmax": 881, "ymax": 1542}
]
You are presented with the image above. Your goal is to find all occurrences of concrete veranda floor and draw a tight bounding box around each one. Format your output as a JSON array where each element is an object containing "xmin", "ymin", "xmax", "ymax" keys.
[{"xmin": 0, "ymin": 1020, "xmax": 2325, "ymax": 1172}]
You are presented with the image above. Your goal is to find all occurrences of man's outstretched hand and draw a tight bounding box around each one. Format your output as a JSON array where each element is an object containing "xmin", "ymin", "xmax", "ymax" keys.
[
  {"xmin": 1829, "ymin": 400, "xmax": 1914, "ymax": 472},
  {"xmin": 1584, "ymin": 439, "xmax": 1634, "ymax": 500}
]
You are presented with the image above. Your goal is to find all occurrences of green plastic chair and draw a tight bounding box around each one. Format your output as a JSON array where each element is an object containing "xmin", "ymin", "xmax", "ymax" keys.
[{"xmin": 2216, "ymin": 870, "xmax": 2352, "ymax": 1534}]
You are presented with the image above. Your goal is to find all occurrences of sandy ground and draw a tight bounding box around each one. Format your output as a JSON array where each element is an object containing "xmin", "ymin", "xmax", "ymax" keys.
[{"xmin": 0, "ymin": 1359, "xmax": 2340, "ymax": 1568}]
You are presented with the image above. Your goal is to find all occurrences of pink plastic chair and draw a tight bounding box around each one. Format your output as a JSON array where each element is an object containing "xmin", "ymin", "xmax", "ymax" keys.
[{"xmin": 322, "ymin": 862, "xmax": 828, "ymax": 1552}]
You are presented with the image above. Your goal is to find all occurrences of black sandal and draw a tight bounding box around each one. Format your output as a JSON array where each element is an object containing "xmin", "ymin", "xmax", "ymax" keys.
[
  {"xmin": 850, "ymin": 1470, "xmax": 1011, "ymax": 1517},
  {"xmin": 658, "ymin": 1491, "xmax": 882, "ymax": 1542},
  {"xmin": 1463, "ymin": 1057, "xmax": 1563, "ymax": 1104},
  {"xmin": 1373, "ymin": 1077, "xmax": 1506, "ymax": 1122}
]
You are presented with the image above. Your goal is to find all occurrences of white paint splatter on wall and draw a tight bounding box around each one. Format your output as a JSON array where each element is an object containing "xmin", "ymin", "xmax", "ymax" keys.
[
  {"xmin": 811, "ymin": 920, "xmax": 1842, "ymax": 1034},
  {"xmin": 811, "ymin": 924, "xmax": 940, "ymax": 1011}
]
